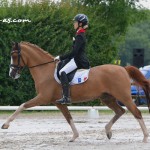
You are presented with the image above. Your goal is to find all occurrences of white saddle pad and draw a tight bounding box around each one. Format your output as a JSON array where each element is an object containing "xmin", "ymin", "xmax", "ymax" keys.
[{"xmin": 54, "ymin": 68, "xmax": 90, "ymax": 85}]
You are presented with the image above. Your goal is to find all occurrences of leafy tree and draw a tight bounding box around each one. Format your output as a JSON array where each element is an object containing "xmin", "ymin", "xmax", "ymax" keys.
[
  {"xmin": 0, "ymin": 0, "xmax": 142, "ymax": 105},
  {"xmin": 118, "ymin": 10, "xmax": 150, "ymax": 66}
]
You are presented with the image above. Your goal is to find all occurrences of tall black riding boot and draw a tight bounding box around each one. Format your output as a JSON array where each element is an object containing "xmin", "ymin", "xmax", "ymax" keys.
[{"xmin": 56, "ymin": 71, "xmax": 71, "ymax": 104}]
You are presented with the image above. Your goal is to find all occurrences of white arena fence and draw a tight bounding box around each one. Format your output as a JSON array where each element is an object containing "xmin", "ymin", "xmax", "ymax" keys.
[{"xmin": 0, "ymin": 106, "xmax": 148, "ymax": 111}]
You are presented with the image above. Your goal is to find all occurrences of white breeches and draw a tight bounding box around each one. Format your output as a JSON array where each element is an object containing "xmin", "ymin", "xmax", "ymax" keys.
[{"xmin": 59, "ymin": 58, "xmax": 77, "ymax": 75}]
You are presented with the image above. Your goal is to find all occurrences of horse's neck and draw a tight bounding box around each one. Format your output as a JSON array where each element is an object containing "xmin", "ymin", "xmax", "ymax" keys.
[
  {"xmin": 23, "ymin": 45, "xmax": 53, "ymax": 67},
  {"xmin": 29, "ymin": 63, "xmax": 56, "ymax": 86},
  {"xmin": 22, "ymin": 43, "xmax": 55, "ymax": 85}
]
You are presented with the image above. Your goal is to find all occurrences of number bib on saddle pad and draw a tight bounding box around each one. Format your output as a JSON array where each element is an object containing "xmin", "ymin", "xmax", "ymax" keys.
[{"xmin": 54, "ymin": 60, "xmax": 90, "ymax": 85}]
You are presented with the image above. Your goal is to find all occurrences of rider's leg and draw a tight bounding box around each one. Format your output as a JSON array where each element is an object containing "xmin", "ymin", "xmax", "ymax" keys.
[
  {"xmin": 57, "ymin": 71, "xmax": 71, "ymax": 104},
  {"xmin": 59, "ymin": 58, "xmax": 77, "ymax": 75},
  {"xmin": 57, "ymin": 58, "xmax": 77, "ymax": 104}
]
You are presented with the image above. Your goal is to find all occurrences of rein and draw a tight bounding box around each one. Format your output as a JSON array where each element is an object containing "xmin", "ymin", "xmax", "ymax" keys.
[{"xmin": 28, "ymin": 60, "xmax": 55, "ymax": 68}]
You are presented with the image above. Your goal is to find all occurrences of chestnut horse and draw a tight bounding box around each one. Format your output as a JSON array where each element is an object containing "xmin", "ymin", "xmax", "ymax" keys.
[{"xmin": 2, "ymin": 42, "xmax": 150, "ymax": 142}]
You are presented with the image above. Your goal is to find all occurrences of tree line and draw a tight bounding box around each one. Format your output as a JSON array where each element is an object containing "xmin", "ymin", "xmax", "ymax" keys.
[{"xmin": 0, "ymin": 0, "xmax": 146, "ymax": 105}]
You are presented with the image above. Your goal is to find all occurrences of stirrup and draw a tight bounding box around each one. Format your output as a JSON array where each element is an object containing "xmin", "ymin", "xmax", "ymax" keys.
[{"xmin": 56, "ymin": 97, "xmax": 71, "ymax": 105}]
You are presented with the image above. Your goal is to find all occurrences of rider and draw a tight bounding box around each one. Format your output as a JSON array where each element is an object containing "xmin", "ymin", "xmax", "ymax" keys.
[{"xmin": 54, "ymin": 14, "xmax": 90, "ymax": 104}]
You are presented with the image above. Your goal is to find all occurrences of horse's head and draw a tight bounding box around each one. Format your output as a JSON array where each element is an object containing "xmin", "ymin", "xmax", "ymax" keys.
[
  {"xmin": 9, "ymin": 41, "xmax": 55, "ymax": 79},
  {"xmin": 9, "ymin": 42, "xmax": 25, "ymax": 79}
]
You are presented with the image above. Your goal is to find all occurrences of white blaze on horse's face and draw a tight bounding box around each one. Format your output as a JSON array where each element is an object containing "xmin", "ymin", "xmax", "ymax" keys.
[
  {"xmin": 9, "ymin": 56, "xmax": 20, "ymax": 79},
  {"xmin": 9, "ymin": 57, "xmax": 13, "ymax": 76}
]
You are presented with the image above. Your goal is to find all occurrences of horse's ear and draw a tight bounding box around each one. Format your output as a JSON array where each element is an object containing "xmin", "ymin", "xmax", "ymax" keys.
[
  {"xmin": 11, "ymin": 41, "xmax": 19, "ymax": 49},
  {"xmin": 11, "ymin": 41, "xmax": 15, "ymax": 46}
]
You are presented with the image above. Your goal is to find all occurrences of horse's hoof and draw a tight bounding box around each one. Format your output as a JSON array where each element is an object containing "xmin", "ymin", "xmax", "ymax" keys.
[
  {"xmin": 143, "ymin": 139, "xmax": 148, "ymax": 143},
  {"xmin": 1, "ymin": 124, "xmax": 9, "ymax": 129},
  {"xmin": 106, "ymin": 131, "xmax": 112, "ymax": 139},
  {"xmin": 143, "ymin": 138, "xmax": 148, "ymax": 143},
  {"xmin": 69, "ymin": 134, "xmax": 79, "ymax": 142},
  {"xmin": 69, "ymin": 139, "xmax": 74, "ymax": 142}
]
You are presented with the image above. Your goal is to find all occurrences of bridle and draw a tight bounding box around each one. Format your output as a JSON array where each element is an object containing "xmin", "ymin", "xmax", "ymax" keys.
[
  {"xmin": 10, "ymin": 43, "xmax": 55, "ymax": 74},
  {"xmin": 10, "ymin": 43, "xmax": 24, "ymax": 73}
]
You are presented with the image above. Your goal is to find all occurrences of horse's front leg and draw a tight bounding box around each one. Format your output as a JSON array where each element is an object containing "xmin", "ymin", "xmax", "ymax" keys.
[
  {"xmin": 54, "ymin": 102, "xmax": 79, "ymax": 142},
  {"xmin": 1, "ymin": 94, "xmax": 43, "ymax": 129},
  {"xmin": 1, "ymin": 103, "xmax": 25, "ymax": 129}
]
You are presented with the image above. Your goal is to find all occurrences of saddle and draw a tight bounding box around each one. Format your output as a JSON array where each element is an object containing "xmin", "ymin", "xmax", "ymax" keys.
[{"xmin": 54, "ymin": 59, "xmax": 90, "ymax": 85}]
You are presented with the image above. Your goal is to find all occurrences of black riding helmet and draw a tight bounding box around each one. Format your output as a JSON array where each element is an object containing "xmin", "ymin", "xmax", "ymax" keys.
[{"xmin": 73, "ymin": 14, "xmax": 88, "ymax": 27}]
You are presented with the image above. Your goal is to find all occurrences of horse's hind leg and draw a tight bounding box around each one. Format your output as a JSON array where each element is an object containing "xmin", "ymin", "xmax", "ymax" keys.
[
  {"xmin": 100, "ymin": 93, "xmax": 126, "ymax": 139},
  {"xmin": 123, "ymin": 100, "xmax": 149, "ymax": 142},
  {"xmin": 54, "ymin": 102, "xmax": 79, "ymax": 142}
]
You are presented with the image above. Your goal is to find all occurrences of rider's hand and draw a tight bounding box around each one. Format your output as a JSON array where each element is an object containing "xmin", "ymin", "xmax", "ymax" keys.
[{"xmin": 54, "ymin": 56, "xmax": 60, "ymax": 61}]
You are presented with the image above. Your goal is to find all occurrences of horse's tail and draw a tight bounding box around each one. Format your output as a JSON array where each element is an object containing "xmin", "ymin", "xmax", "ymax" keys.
[{"xmin": 125, "ymin": 66, "xmax": 150, "ymax": 113}]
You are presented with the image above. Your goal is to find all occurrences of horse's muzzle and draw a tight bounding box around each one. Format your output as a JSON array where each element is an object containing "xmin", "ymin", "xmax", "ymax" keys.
[{"xmin": 9, "ymin": 69, "xmax": 20, "ymax": 79}]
